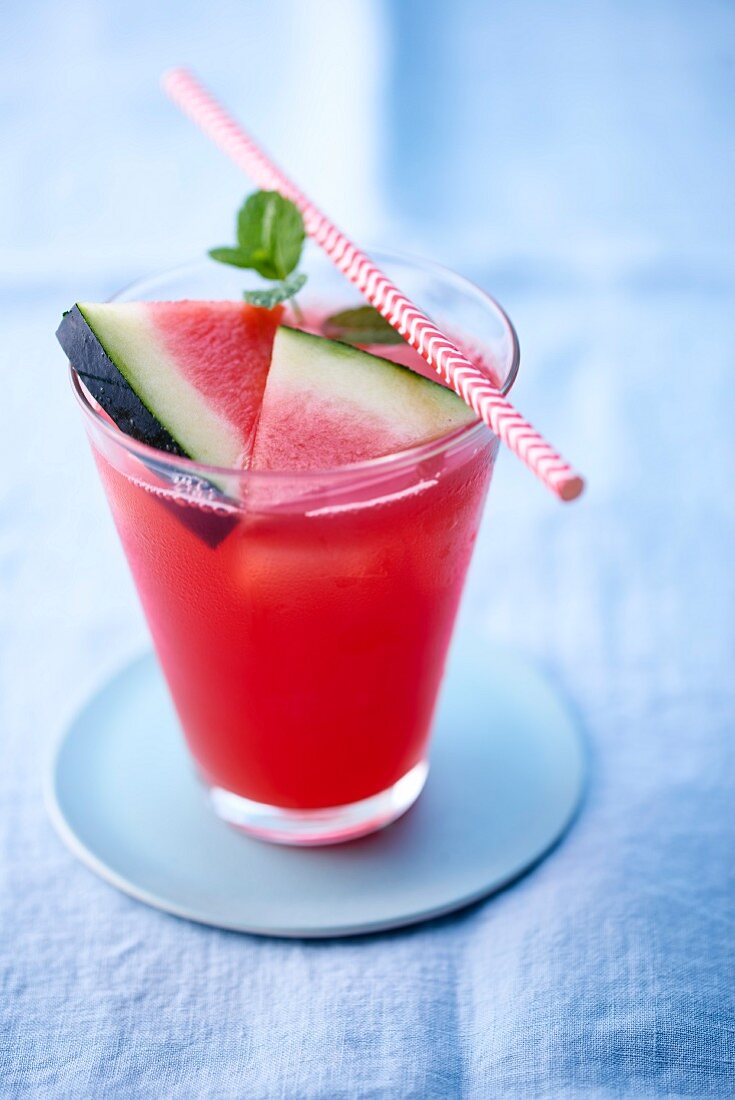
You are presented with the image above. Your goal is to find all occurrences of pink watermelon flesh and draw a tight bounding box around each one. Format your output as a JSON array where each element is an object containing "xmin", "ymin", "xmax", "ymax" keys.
[
  {"xmin": 251, "ymin": 386, "xmax": 406, "ymax": 470},
  {"xmin": 149, "ymin": 300, "xmax": 282, "ymax": 464}
]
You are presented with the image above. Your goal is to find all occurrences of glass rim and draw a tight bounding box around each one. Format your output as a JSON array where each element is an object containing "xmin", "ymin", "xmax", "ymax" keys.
[{"xmin": 70, "ymin": 249, "xmax": 521, "ymax": 484}]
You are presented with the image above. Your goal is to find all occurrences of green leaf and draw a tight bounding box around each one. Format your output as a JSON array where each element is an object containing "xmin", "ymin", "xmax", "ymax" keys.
[
  {"xmin": 242, "ymin": 271, "xmax": 307, "ymax": 309},
  {"xmin": 322, "ymin": 305, "xmax": 403, "ymax": 346},
  {"xmin": 236, "ymin": 191, "xmax": 305, "ymax": 280},
  {"xmin": 208, "ymin": 246, "xmax": 253, "ymax": 268}
]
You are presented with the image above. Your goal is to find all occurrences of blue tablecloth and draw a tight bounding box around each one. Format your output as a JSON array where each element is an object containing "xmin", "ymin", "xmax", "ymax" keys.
[{"xmin": 2, "ymin": 1, "xmax": 734, "ymax": 1096}]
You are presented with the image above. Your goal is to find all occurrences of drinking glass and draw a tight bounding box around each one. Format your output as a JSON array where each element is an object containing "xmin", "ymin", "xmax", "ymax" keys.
[{"xmin": 71, "ymin": 247, "xmax": 519, "ymax": 844}]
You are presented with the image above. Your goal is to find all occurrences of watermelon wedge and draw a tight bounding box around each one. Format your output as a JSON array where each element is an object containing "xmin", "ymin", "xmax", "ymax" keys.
[
  {"xmin": 250, "ymin": 326, "xmax": 476, "ymax": 471},
  {"xmin": 56, "ymin": 300, "xmax": 281, "ymax": 467}
]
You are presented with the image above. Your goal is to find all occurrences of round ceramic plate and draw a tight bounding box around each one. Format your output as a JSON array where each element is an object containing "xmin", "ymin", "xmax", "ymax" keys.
[{"xmin": 46, "ymin": 643, "xmax": 585, "ymax": 938}]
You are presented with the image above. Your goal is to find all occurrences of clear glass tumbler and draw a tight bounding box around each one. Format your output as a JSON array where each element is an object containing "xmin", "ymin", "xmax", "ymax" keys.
[{"xmin": 71, "ymin": 248, "xmax": 519, "ymax": 844}]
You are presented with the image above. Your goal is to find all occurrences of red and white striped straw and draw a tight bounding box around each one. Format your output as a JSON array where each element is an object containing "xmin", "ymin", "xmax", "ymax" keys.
[{"xmin": 162, "ymin": 68, "xmax": 584, "ymax": 502}]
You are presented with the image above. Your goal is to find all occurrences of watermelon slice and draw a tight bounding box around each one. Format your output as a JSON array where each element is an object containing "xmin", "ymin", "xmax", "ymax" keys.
[
  {"xmin": 56, "ymin": 300, "xmax": 281, "ymax": 466},
  {"xmin": 250, "ymin": 326, "xmax": 476, "ymax": 471}
]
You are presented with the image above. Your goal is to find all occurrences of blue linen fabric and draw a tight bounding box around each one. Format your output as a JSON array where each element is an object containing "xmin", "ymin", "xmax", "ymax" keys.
[{"xmin": 1, "ymin": 1, "xmax": 734, "ymax": 1096}]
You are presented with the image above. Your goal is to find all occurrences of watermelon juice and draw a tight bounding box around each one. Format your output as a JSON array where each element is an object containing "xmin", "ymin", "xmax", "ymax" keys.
[
  {"xmin": 72, "ymin": 253, "xmax": 518, "ymax": 844},
  {"xmin": 91, "ymin": 427, "xmax": 495, "ymax": 817}
]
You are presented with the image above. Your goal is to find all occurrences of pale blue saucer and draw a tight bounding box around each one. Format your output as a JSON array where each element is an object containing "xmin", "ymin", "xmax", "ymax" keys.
[{"xmin": 46, "ymin": 643, "xmax": 585, "ymax": 938}]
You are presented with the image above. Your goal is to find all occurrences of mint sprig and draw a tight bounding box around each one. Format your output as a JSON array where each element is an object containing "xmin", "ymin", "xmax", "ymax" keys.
[
  {"xmin": 242, "ymin": 271, "xmax": 307, "ymax": 309},
  {"xmin": 322, "ymin": 305, "xmax": 403, "ymax": 346},
  {"xmin": 209, "ymin": 191, "xmax": 307, "ymax": 306}
]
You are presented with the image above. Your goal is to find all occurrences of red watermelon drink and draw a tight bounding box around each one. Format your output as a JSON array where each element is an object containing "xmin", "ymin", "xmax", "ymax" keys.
[{"xmin": 60, "ymin": 250, "xmax": 519, "ymax": 844}]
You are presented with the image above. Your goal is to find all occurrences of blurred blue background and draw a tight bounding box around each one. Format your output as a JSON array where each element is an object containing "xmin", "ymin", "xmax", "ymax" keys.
[{"xmin": 2, "ymin": 2, "xmax": 734, "ymax": 1097}]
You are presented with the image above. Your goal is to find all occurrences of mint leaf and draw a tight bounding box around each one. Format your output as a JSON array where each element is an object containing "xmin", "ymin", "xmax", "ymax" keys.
[
  {"xmin": 210, "ymin": 191, "xmax": 307, "ymax": 308},
  {"xmin": 236, "ymin": 191, "xmax": 305, "ymax": 280},
  {"xmin": 323, "ymin": 305, "xmax": 403, "ymax": 346},
  {"xmin": 208, "ymin": 246, "xmax": 253, "ymax": 268},
  {"xmin": 242, "ymin": 271, "xmax": 307, "ymax": 309}
]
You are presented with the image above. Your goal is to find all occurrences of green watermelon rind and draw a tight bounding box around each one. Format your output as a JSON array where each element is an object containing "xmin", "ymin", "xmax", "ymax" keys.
[{"xmin": 277, "ymin": 325, "xmax": 476, "ymax": 422}]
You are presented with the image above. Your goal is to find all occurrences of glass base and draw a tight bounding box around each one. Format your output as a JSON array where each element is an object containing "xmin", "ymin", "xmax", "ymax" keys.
[{"xmin": 207, "ymin": 760, "xmax": 429, "ymax": 847}]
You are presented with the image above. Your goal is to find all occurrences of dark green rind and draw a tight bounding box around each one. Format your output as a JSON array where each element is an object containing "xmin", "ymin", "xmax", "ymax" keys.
[
  {"xmin": 56, "ymin": 306, "xmax": 188, "ymax": 457},
  {"xmin": 280, "ymin": 325, "xmax": 476, "ymax": 416}
]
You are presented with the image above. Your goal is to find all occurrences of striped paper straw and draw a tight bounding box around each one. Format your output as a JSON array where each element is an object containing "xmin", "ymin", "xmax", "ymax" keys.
[{"xmin": 162, "ymin": 68, "xmax": 584, "ymax": 501}]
